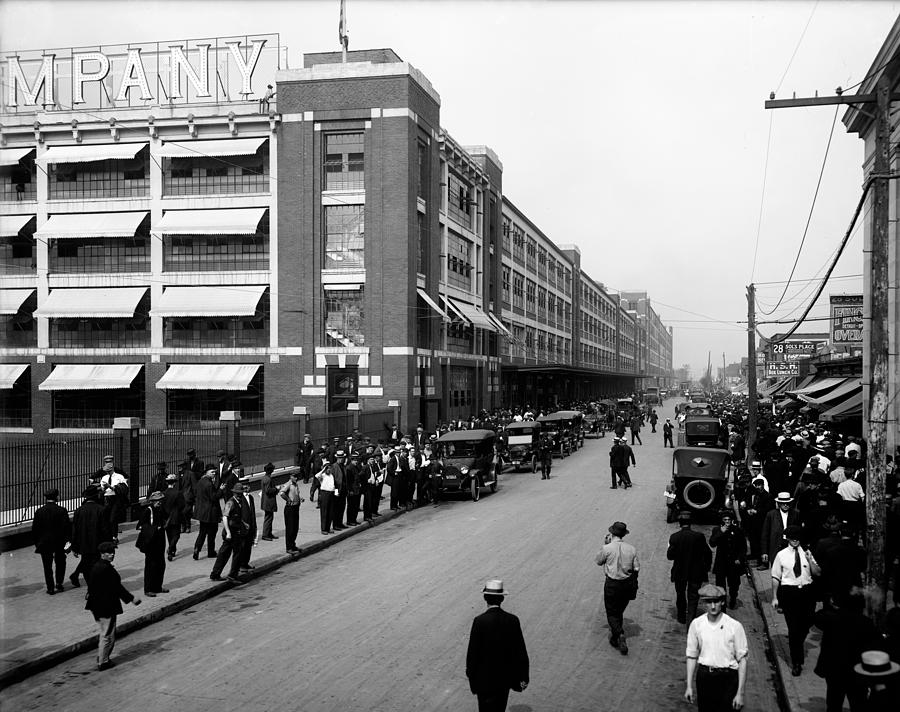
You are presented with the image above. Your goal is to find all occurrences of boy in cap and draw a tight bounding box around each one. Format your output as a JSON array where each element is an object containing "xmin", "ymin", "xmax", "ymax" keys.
[
  {"xmin": 86, "ymin": 541, "xmax": 141, "ymax": 670},
  {"xmin": 32, "ymin": 488, "xmax": 72, "ymax": 595},
  {"xmin": 466, "ymin": 579, "xmax": 529, "ymax": 711},
  {"xmin": 596, "ymin": 522, "xmax": 640, "ymax": 655},
  {"xmin": 684, "ymin": 584, "xmax": 748, "ymax": 711}
]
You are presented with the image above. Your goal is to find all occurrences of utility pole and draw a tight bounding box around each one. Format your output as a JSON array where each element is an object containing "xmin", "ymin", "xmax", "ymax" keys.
[
  {"xmin": 746, "ymin": 284, "xmax": 758, "ymax": 462},
  {"xmin": 765, "ymin": 79, "xmax": 895, "ymax": 625}
]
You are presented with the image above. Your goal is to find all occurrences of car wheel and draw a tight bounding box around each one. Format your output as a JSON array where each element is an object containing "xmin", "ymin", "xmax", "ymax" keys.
[
  {"xmin": 682, "ymin": 479, "xmax": 716, "ymax": 510},
  {"xmin": 470, "ymin": 478, "xmax": 480, "ymax": 502}
]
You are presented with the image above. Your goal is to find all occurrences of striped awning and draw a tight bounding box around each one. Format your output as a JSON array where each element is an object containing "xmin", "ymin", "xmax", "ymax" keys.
[
  {"xmin": 0, "ymin": 288, "xmax": 35, "ymax": 315},
  {"xmin": 157, "ymin": 137, "xmax": 267, "ymax": 158},
  {"xmin": 39, "ymin": 364, "xmax": 143, "ymax": 391},
  {"xmin": 0, "ymin": 364, "xmax": 29, "ymax": 389},
  {"xmin": 0, "ymin": 147, "xmax": 35, "ymax": 166},
  {"xmin": 150, "ymin": 285, "xmax": 266, "ymax": 317},
  {"xmin": 156, "ymin": 363, "xmax": 261, "ymax": 390},
  {"xmin": 417, "ymin": 289, "xmax": 450, "ymax": 322},
  {"xmin": 0, "ymin": 214, "xmax": 35, "ymax": 237},
  {"xmin": 787, "ymin": 377, "xmax": 847, "ymax": 398},
  {"xmin": 820, "ymin": 391, "xmax": 863, "ymax": 422},
  {"xmin": 446, "ymin": 297, "xmax": 497, "ymax": 331},
  {"xmin": 37, "ymin": 143, "xmax": 147, "ymax": 165},
  {"xmin": 798, "ymin": 378, "xmax": 861, "ymax": 407},
  {"xmin": 35, "ymin": 212, "xmax": 148, "ymax": 240},
  {"xmin": 155, "ymin": 208, "xmax": 267, "ymax": 235},
  {"xmin": 34, "ymin": 287, "xmax": 147, "ymax": 318}
]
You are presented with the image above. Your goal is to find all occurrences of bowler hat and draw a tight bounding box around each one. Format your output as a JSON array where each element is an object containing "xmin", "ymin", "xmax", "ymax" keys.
[
  {"xmin": 148, "ymin": 491, "xmax": 165, "ymax": 502},
  {"xmin": 264, "ymin": 462, "xmax": 275, "ymax": 473},
  {"xmin": 784, "ymin": 524, "xmax": 803, "ymax": 541},
  {"xmin": 608, "ymin": 521, "xmax": 629, "ymax": 537},
  {"xmin": 98, "ymin": 541, "xmax": 117, "ymax": 554},
  {"xmin": 186, "ymin": 448, "xmax": 196, "ymax": 456},
  {"xmin": 44, "ymin": 488, "xmax": 60, "ymax": 500},
  {"xmin": 103, "ymin": 454, "xmax": 114, "ymax": 462},
  {"xmin": 482, "ymin": 579, "xmax": 508, "ymax": 596},
  {"xmin": 698, "ymin": 583, "xmax": 727, "ymax": 600},
  {"xmin": 82, "ymin": 485, "xmax": 100, "ymax": 499},
  {"xmin": 217, "ymin": 449, "xmax": 226, "ymax": 457},
  {"xmin": 854, "ymin": 650, "xmax": 900, "ymax": 677},
  {"xmin": 335, "ymin": 450, "xmax": 346, "ymax": 457}
]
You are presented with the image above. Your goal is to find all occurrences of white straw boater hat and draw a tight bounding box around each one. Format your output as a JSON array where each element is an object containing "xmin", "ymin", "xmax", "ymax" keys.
[
  {"xmin": 854, "ymin": 650, "xmax": 900, "ymax": 677},
  {"xmin": 482, "ymin": 579, "xmax": 507, "ymax": 596}
]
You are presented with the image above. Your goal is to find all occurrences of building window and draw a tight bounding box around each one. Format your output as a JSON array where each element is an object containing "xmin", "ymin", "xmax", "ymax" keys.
[
  {"xmin": 446, "ymin": 232, "xmax": 473, "ymax": 291},
  {"xmin": 324, "ymin": 288, "xmax": 365, "ymax": 347},
  {"xmin": 1, "ymin": 224, "xmax": 36, "ymax": 274},
  {"xmin": 0, "ymin": 367, "xmax": 30, "ymax": 427},
  {"xmin": 501, "ymin": 217, "xmax": 511, "ymax": 254},
  {"xmin": 163, "ymin": 145, "xmax": 269, "ymax": 195},
  {"xmin": 164, "ymin": 213, "xmax": 269, "ymax": 272},
  {"xmin": 417, "ymin": 140, "xmax": 430, "ymax": 201},
  {"xmin": 501, "ymin": 266, "xmax": 511, "ymax": 307},
  {"xmin": 327, "ymin": 366, "xmax": 358, "ymax": 412},
  {"xmin": 48, "ymin": 150, "xmax": 149, "ymax": 200},
  {"xmin": 166, "ymin": 367, "xmax": 264, "ymax": 427},
  {"xmin": 324, "ymin": 204, "xmax": 365, "ymax": 270},
  {"xmin": 1, "ymin": 155, "xmax": 37, "ymax": 201},
  {"xmin": 511, "ymin": 226, "xmax": 525, "ymax": 264},
  {"xmin": 417, "ymin": 212, "xmax": 427, "ymax": 276},
  {"xmin": 163, "ymin": 293, "xmax": 269, "ymax": 348},
  {"xmin": 446, "ymin": 320, "xmax": 473, "ymax": 353},
  {"xmin": 51, "ymin": 316, "xmax": 149, "ymax": 348},
  {"xmin": 525, "ymin": 280, "xmax": 536, "ymax": 314},
  {"xmin": 512, "ymin": 273, "xmax": 524, "ymax": 310},
  {"xmin": 447, "ymin": 171, "xmax": 472, "ymax": 227},
  {"xmin": 52, "ymin": 371, "xmax": 145, "ymax": 429},
  {"xmin": 324, "ymin": 133, "xmax": 364, "ymax": 191},
  {"xmin": 448, "ymin": 366, "xmax": 475, "ymax": 414}
]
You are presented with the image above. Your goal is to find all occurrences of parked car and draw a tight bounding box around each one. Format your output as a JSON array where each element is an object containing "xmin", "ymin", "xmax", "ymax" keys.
[
  {"xmin": 537, "ymin": 411, "xmax": 584, "ymax": 456},
  {"xmin": 503, "ymin": 421, "xmax": 542, "ymax": 472},
  {"xmin": 434, "ymin": 429, "xmax": 498, "ymax": 501},
  {"xmin": 666, "ymin": 447, "xmax": 732, "ymax": 521}
]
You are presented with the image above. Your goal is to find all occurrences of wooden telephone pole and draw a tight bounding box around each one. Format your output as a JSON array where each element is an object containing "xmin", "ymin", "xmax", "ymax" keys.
[
  {"xmin": 765, "ymin": 76, "xmax": 894, "ymax": 625},
  {"xmin": 746, "ymin": 284, "xmax": 758, "ymax": 462}
]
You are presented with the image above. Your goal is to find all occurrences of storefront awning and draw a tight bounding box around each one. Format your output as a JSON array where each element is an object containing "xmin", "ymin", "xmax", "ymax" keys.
[
  {"xmin": 798, "ymin": 378, "xmax": 861, "ymax": 407},
  {"xmin": 446, "ymin": 297, "xmax": 497, "ymax": 331},
  {"xmin": 440, "ymin": 296, "xmax": 469, "ymax": 324},
  {"xmin": 150, "ymin": 285, "xmax": 266, "ymax": 317},
  {"xmin": 759, "ymin": 377, "xmax": 789, "ymax": 397},
  {"xmin": 417, "ymin": 289, "xmax": 450, "ymax": 322},
  {"xmin": 35, "ymin": 287, "xmax": 148, "ymax": 318},
  {"xmin": 157, "ymin": 137, "xmax": 267, "ymax": 158},
  {"xmin": 820, "ymin": 391, "xmax": 863, "ymax": 422},
  {"xmin": 35, "ymin": 211, "xmax": 148, "ymax": 240},
  {"xmin": 0, "ymin": 214, "xmax": 35, "ymax": 237},
  {"xmin": 37, "ymin": 143, "xmax": 147, "ymax": 165},
  {"xmin": 0, "ymin": 364, "xmax": 29, "ymax": 389},
  {"xmin": 0, "ymin": 147, "xmax": 36, "ymax": 166},
  {"xmin": 155, "ymin": 207, "xmax": 267, "ymax": 235},
  {"xmin": 0, "ymin": 288, "xmax": 35, "ymax": 315},
  {"xmin": 39, "ymin": 364, "xmax": 143, "ymax": 391},
  {"xmin": 486, "ymin": 312, "xmax": 512, "ymax": 336},
  {"xmin": 786, "ymin": 377, "xmax": 847, "ymax": 398},
  {"xmin": 156, "ymin": 363, "xmax": 261, "ymax": 390}
]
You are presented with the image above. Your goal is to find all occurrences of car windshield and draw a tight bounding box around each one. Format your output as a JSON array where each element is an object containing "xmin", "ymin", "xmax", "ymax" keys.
[
  {"xmin": 508, "ymin": 427, "xmax": 537, "ymax": 436},
  {"xmin": 439, "ymin": 442, "xmax": 479, "ymax": 458}
]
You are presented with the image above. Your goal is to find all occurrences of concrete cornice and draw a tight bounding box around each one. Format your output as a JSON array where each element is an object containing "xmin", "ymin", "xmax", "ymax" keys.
[{"xmin": 276, "ymin": 61, "xmax": 440, "ymax": 106}]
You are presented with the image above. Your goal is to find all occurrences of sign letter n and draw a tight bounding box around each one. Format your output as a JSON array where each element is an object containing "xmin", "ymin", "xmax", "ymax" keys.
[{"xmin": 7, "ymin": 55, "xmax": 55, "ymax": 107}]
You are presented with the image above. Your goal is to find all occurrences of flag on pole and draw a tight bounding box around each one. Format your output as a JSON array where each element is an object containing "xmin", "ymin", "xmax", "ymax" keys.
[{"xmin": 339, "ymin": 0, "xmax": 349, "ymax": 49}]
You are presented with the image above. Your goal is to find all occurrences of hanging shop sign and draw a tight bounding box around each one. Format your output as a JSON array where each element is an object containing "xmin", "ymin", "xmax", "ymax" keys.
[
  {"xmin": 766, "ymin": 362, "xmax": 799, "ymax": 377},
  {"xmin": 3, "ymin": 34, "xmax": 279, "ymax": 113},
  {"xmin": 829, "ymin": 294, "xmax": 863, "ymax": 345}
]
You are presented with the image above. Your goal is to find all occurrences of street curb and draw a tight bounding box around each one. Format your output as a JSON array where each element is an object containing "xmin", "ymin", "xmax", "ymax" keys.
[
  {"xmin": 0, "ymin": 507, "xmax": 406, "ymax": 689},
  {"xmin": 745, "ymin": 565, "xmax": 792, "ymax": 712}
]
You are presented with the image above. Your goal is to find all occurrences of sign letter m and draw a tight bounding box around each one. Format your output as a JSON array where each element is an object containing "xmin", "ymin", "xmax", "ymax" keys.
[{"xmin": 7, "ymin": 55, "xmax": 55, "ymax": 107}]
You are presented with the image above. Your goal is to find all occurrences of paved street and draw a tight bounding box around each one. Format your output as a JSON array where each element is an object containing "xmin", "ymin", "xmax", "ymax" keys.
[{"xmin": 1, "ymin": 420, "xmax": 779, "ymax": 711}]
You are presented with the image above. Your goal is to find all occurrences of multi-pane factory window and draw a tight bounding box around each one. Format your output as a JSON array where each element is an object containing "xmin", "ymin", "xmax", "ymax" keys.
[
  {"xmin": 446, "ymin": 232, "xmax": 473, "ymax": 291},
  {"xmin": 324, "ymin": 133, "xmax": 364, "ymax": 190},
  {"xmin": 324, "ymin": 205, "xmax": 365, "ymax": 269},
  {"xmin": 324, "ymin": 288, "xmax": 365, "ymax": 347}
]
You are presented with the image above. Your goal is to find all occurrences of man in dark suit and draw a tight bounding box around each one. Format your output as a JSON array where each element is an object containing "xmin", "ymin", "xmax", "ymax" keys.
[
  {"xmin": 667, "ymin": 510, "xmax": 712, "ymax": 624},
  {"xmin": 466, "ymin": 579, "xmax": 529, "ymax": 712},
  {"xmin": 70, "ymin": 485, "xmax": 110, "ymax": 587},
  {"xmin": 760, "ymin": 492, "xmax": 802, "ymax": 567},
  {"xmin": 85, "ymin": 541, "xmax": 142, "ymax": 670},
  {"xmin": 192, "ymin": 467, "xmax": 221, "ymax": 559},
  {"xmin": 32, "ymin": 488, "xmax": 72, "ymax": 594}
]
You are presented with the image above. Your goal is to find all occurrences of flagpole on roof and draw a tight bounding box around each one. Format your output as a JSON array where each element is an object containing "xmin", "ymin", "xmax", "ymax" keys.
[{"xmin": 339, "ymin": 0, "xmax": 349, "ymax": 63}]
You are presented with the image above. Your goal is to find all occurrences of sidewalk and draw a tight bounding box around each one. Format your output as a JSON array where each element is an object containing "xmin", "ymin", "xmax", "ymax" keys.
[
  {"xmin": 748, "ymin": 564, "xmax": 833, "ymax": 712},
  {"xmin": 0, "ymin": 494, "xmax": 407, "ymax": 688}
]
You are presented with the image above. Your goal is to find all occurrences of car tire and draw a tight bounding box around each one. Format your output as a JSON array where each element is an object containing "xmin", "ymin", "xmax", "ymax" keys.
[
  {"xmin": 682, "ymin": 479, "xmax": 716, "ymax": 510},
  {"xmin": 470, "ymin": 478, "xmax": 480, "ymax": 502}
]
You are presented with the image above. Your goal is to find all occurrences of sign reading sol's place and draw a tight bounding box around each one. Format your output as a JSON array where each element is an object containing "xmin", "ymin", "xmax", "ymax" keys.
[{"xmin": 2, "ymin": 34, "xmax": 279, "ymax": 113}]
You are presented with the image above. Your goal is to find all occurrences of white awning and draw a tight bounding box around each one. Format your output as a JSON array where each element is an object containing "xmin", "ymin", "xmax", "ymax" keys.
[
  {"xmin": 323, "ymin": 283, "xmax": 363, "ymax": 291},
  {"xmin": 486, "ymin": 312, "xmax": 512, "ymax": 336},
  {"xmin": 34, "ymin": 287, "xmax": 148, "ymax": 318},
  {"xmin": 799, "ymin": 378, "xmax": 861, "ymax": 407},
  {"xmin": 39, "ymin": 364, "xmax": 143, "ymax": 391},
  {"xmin": 820, "ymin": 391, "xmax": 864, "ymax": 422},
  {"xmin": 35, "ymin": 211, "xmax": 148, "ymax": 240},
  {"xmin": 155, "ymin": 207, "xmax": 267, "ymax": 235},
  {"xmin": 787, "ymin": 377, "xmax": 847, "ymax": 398},
  {"xmin": 446, "ymin": 297, "xmax": 497, "ymax": 331},
  {"xmin": 156, "ymin": 363, "xmax": 261, "ymax": 390},
  {"xmin": 417, "ymin": 289, "xmax": 450, "ymax": 322},
  {"xmin": 440, "ymin": 295, "xmax": 470, "ymax": 324},
  {"xmin": 150, "ymin": 285, "xmax": 266, "ymax": 317},
  {"xmin": 0, "ymin": 214, "xmax": 35, "ymax": 237},
  {"xmin": 0, "ymin": 288, "xmax": 35, "ymax": 315},
  {"xmin": 37, "ymin": 143, "xmax": 147, "ymax": 165},
  {"xmin": 0, "ymin": 147, "xmax": 35, "ymax": 166},
  {"xmin": 0, "ymin": 364, "xmax": 29, "ymax": 389},
  {"xmin": 157, "ymin": 137, "xmax": 267, "ymax": 158}
]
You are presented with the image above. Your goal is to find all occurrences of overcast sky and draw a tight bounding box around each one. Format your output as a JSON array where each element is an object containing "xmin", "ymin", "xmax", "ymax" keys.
[{"xmin": 1, "ymin": 0, "xmax": 895, "ymax": 378}]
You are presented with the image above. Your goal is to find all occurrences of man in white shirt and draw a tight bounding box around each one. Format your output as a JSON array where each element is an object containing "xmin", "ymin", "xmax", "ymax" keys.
[
  {"xmin": 684, "ymin": 584, "xmax": 748, "ymax": 711},
  {"xmin": 771, "ymin": 524, "xmax": 818, "ymax": 676}
]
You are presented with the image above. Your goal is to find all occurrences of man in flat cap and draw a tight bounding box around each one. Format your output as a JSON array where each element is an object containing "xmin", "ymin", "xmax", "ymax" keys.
[
  {"xmin": 32, "ymin": 488, "xmax": 72, "ymax": 595},
  {"xmin": 667, "ymin": 510, "xmax": 712, "ymax": 624},
  {"xmin": 466, "ymin": 579, "xmax": 529, "ymax": 711},
  {"xmin": 70, "ymin": 485, "xmax": 110, "ymax": 587},
  {"xmin": 260, "ymin": 462, "xmax": 279, "ymax": 541},
  {"xmin": 684, "ymin": 584, "xmax": 748, "ymax": 711},
  {"xmin": 85, "ymin": 541, "xmax": 141, "ymax": 671},
  {"xmin": 162, "ymin": 473, "xmax": 185, "ymax": 561},
  {"xmin": 137, "ymin": 492, "xmax": 169, "ymax": 597},
  {"xmin": 210, "ymin": 483, "xmax": 252, "ymax": 583},
  {"xmin": 596, "ymin": 521, "xmax": 640, "ymax": 655},
  {"xmin": 96, "ymin": 455, "xmax": 129, "ymax": 539}
]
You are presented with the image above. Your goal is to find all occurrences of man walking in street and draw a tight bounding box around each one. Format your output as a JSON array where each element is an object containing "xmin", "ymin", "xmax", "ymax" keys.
[
  {"xmin": 260, "ymin": 462, "xmax": 279, "ymax": 541},
  {"xmin": 629, "ymin": 414, "xmax": 643, "ymax": 446},
  {"xmin": 684, "ymin": 584, "xmax": 748, "ymax": 711},
  {"xmin": 663, "ymin": 418, "xmax": 675, "ymax": 448},
  {"xmin": 70, "ymin": 485, "xmax": 109, "ymax": 587},
  {"xmin": 760, "ymin": 492, "xmax": 801, "ymax": 568},
  {"xmin": 596, "ymin": 521, "xmax": 640, "ymax": 655},
  {"xmin": 667, "ymin": 510, "xmax": 712, "ymax": 624},
  {"xmin": 32, "ymin": 488, "xmax": 71, "ymax": 595},
  {"xmin": 85, "ymin": 541, "xmax": 141, "ymax": 671},
  {"xmin": 279, "ymin": 471, "xmax": 304, "ymax": 552},
  {"xmin": 771, "ymin": 524, "xmax": 819, "ymax": 676},
  {"xmin": 610, "ymin": 437, "xmax": 636, "ymax": 489},
  {"xmin": 210, "ymin": 484, "xmax": 251, "ymax": 583},
  {"xmin": 136, "ymin": 491, "xmax": 169, "ymax": 597},
  {"xmin": 162, "ymin": 473, "xmax": 184, "ymax": 561},
  {"xmin": 465, "ymin": 579, "xmax": 529, "ymax": 712},
  {"xmin": 709, "ymin": 510, "xmax": 747, "ymax": 609}
]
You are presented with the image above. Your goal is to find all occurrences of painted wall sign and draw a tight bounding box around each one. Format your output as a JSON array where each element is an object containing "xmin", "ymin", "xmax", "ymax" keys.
[
  {"xmin": 830, "ymin": 294, "xmax": 863, "ymax": 345},
  {"xmin": 766, "ymin": 361, "xmax": 799, "ymax": 377},
  {"xmin": 3, "ymin": 34, "xmax": 279, "ymax": 113}
]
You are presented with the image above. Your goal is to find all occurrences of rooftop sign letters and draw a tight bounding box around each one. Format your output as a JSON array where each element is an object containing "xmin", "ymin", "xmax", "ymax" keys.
[
  {"xmin": 3, "ymin": 34, "xmax": 279, "ymax": 113},
  {"xmin": 829, "ymin": 294, "xmax": 863, "ymax": 345}
]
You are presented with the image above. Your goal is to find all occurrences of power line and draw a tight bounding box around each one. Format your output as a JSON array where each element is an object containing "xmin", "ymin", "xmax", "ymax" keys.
[
  {"xmin": 773, "ymin": 1, "xmax": 819, "ymax": 95},
  {"xmin": 751, "ymin": 111, "xmax": 775, "ymax": 282}
]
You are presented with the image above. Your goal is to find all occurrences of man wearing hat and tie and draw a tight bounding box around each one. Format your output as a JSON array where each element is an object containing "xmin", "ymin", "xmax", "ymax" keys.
[
  {"xmin": 667, "ymin": 510, "xmax": 712, "ymax": 624},
  {"xmin": 260, "ymin": 462, "xmax": 279, "ymax": 541},
  {"xmin": 70, "ymin": 485, "xmax": 109, "ymax": 587},
  {"xmin": 684, "ymin": 583, "xmax": 748, "ymax": 711},
  {"xmin": 663, "ymin": 418, "xmax": 675, "ymax": 448},
  {"xmin": 771, "ymin": 524, "xmax": 819, "ymax": 676},
  {"xmin": 596, "ymin": 521, "xmax": 640, "ymax": 655},
  {"xmin": 137, "ymin": 491, "xmax": 169, "ymax": 596},
  {"xmin": 760, "ymin": 491, "xmax": 801, "ymax": 568},
  {"xmin": 210, "ymin": 483, "xmax": 252, "ymax": 583},
  {"xmin": 32, "ymin": 488, "xmax": 72, "ymax": 595},
  {"xmin": 466, "ymin": 579, "xmax": 529, "ymax": 712}
]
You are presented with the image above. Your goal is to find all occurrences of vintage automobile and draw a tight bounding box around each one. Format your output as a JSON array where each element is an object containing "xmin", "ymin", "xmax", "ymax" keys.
[
  {"xmin": 503, "ymin": 421, "xmax": 542, "ymax": 472},
  {"xmin": 666, "ymin": 447, "xmax": 732, "ymax": 521},
  {"xmin": 683, "ymin": 416, "xmax": 725, "ymax": 448},
  {"xmin": 582, "ymin": 410, "xmax": 606, "ymax": 438},
  {"xmin": 537, "ymin": 410, "xmax": 584, "ymax": 456},
  {"xmin": 434, "ymin": 429, "xmax": 498, "ymax": 501},
  {"xmin": 683, "ymin": 402, "xmax": 714, "ymax": 417}
]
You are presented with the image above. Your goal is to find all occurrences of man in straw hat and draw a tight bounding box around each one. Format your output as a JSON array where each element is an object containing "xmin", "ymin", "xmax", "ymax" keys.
[
  {"xmin": 855, "ymin": 650, "xmax": 899, "ymax": 711},
  {"xmin": 760, "ymin": 491, "xmax": 801, "ymax": 568},
  {"xmin": 596, "ymin": 521, "xmax": 640, "ymax": 655},
  {"xmin": 465, "ymin": 579, "xmax": 529, "ymax": 711},
  {"xmin": 684, "ymin": 583, "xmax": 748, "ymax": 711}
]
